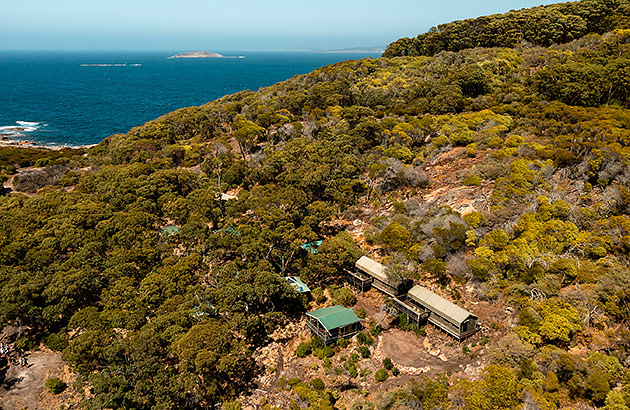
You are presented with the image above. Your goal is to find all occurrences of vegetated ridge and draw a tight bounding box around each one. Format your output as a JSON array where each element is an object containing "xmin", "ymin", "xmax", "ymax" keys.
[{"xmin": 1, "ymin": 1, "xmax": 630, "ymax": 409}]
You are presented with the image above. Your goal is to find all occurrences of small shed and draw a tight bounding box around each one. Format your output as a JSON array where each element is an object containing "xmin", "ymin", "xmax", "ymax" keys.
[
  {"xmin": 407, "ymin": 285, "xmax": 478, "ymax": 339},
  {"xmin": 285, "ymin": 276, "xmax": 311, "ymax": 293},
  {"xmin": 306, "ymin": 305, "xmax": 362, "ymax": 344},
  {"xmin": 355, "ymin": 256, "xmax": 412, "ymax": 297}
]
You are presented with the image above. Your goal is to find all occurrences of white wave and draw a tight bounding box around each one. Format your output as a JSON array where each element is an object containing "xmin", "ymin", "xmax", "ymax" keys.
[
  {"xmin": 80, "ymin": 63, "xmax": 141, "ymax": 67},
  {"xmin": 16, "ymin": 121, "xmax": 40, "ymax": 126}
]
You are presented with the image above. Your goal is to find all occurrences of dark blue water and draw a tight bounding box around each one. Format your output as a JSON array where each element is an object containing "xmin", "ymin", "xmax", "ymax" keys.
[{"xmin": 0, "ymin": 51, "xmax": 379, "ymax": 146}]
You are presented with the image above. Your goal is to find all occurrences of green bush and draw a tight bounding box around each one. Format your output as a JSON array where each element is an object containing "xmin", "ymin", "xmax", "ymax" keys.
[
  {"xmin": 296, "ymin": 342, "xmax": 312, "ymax": 358},
  {"xmin": 463, "ymin": 174, "xmax": 482, "ymax": 186},
  {"xmin": 44, "ymin": 332, "xmax": 69, "ymax": 352},
  {"xmin": 337, "ymin": 338, "xmax": 349, "ymax": 348},
  {"xmin": 369, "ymin": 323, "xmax": 382, "ymax": 337},
  {"xmin": 374, "ymin": 368, "xmax": 389, "ymax": 383},
  {"xmin": 315, "ymin": 346, "xmax": 334, "ymax": 359},
  {"xmin": 45, "ymin": 377, "xmax": 67, "ymax": 394},
  {"xmin": 354, "ymin": 307, "xmax": 366, "ymax": 318},
  {"xmin": 383, "ymin": 357, "xmax": 394, "ymax": 370},
  {"xmin": 344, "ymin": 361, "xmax": 358, "ymax": 378},
  {"xmin": 358, "ymin": 346, "xmax": 370, "ymax": 358},
  {"xmin": 14, "ymin": 336, "xmax": 37, "ymax": 351},
  {"xmin": 356, "ymin": 331, "xmax": 374, "ymax": 346},
  {"xmin": 421, "ymin": 258, "xmax": 447, "ymax": 276},
  {"xmin": 392, "ymin": 367, "xmax": 400, "ymax": 376},
  {"xmin": 332, "ymin": 287, "xmax": 356, "ymax": 307},
  {"xmin": 310, "ymin": 336, "xmax": 325, "ymax": 350},
  {"xmin": 312, "ymin": 287, "xmax": 326, "ymax": 304},
  {"xmin": 381, "ymin": 222, "xmax": 411, "ymax": 251},
  {"xmin": 310, "ymin": 377, "xmax": 325, "ymax": 391}
]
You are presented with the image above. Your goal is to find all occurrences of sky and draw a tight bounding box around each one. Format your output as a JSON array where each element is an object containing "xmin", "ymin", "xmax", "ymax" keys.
[{"xmin": 1, "ymin": 0, "xmax": 563, "ymax": 51}]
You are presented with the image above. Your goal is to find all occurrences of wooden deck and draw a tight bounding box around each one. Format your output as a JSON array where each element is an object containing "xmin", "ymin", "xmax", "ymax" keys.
[
  {"xmin": 345, "ymin": 269, "xmax": 373, "ymax": 292},
  {"xmin": 391, "ymin": 295, "xmax": 430, "ymax": 324}
]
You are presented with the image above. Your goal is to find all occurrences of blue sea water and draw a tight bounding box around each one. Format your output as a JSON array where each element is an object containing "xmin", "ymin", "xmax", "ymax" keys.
[{"xmin": 0, "ymin": 51, "xmax": 379, "ymax": 147}]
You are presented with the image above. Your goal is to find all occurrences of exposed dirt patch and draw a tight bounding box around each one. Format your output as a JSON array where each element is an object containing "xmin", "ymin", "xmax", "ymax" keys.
[{"xmin": 0, "ymin": 343, "xmax": 81, "ymax": 410}]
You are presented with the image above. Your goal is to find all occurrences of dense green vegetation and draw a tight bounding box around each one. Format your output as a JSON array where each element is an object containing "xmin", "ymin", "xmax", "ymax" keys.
[
  {"xmin": 384, "ymin": 0, "xmax": 630, "ymax": 57},
  {"xmin": 1, "ymin": 2, "xmax": 630, "ymax": 408}
]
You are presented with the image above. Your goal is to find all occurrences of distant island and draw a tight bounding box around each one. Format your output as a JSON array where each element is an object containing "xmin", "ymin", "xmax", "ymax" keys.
[
  {"xmin": 168, "ymin": 51, "xmax": 224, "ymax": 59},
  {"xmin": 320, "ymin": 46, "xmax": 385, "ymax": 54}
]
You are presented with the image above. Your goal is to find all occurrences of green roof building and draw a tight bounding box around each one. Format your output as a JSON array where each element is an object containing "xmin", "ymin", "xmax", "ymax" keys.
[{"xmin": 306, "ymin": 305, "xmax": 362, "ymax": 344}]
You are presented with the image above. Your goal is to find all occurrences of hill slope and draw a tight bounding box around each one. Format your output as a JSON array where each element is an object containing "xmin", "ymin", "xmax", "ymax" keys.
[
  {"xmin": 1, "ymin": 6, "xmax": 630, "ymax": 410},
  {"xmin": 384, "ymin": 0, "xmax": 630, "ymax": 57}
]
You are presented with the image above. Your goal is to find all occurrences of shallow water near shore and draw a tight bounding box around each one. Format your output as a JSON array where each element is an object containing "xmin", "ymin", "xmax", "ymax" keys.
[{"xmin": 0, "ymin": 51, "xmax": 379, "ymax": 147}]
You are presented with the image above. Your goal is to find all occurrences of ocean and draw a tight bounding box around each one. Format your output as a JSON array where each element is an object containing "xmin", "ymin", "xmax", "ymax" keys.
[{"xmin": 0, "ymin": 51, "xmax": 380, "ymax": 147}]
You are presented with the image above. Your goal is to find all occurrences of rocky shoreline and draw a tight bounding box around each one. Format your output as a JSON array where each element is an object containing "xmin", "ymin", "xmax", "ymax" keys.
[{"xmin": 0, "ymin": 136, "xmax": 95, "ymax": 150}]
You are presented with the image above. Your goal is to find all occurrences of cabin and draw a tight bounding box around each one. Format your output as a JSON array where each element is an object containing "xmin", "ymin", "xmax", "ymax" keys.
[
  {"xmin": 285, "ymin": 276, "xmax": 311, "ymax": 294},
  {"xmin": 407, "ymin": 285, "xmax": 478, "ymax": 339},
  {"xmin": 306, "ymin": 305, "xmax": 362, "ymax": 345},
  {"xmin": 354, "ymin": 256, "xmax": 412, "ymax": 297}
]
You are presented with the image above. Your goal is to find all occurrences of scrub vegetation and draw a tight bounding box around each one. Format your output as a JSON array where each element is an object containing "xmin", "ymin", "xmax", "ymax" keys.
[{"xmin": 1, "ymin": 1, "xmax": 630, "ymax": 408}]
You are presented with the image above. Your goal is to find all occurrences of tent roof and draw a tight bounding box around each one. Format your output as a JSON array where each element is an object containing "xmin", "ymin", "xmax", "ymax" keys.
[
  {"xmin": 307, "ymin": 306, "xmax": 361, "ymax": 332},
  {"xmin": 285, "ymin": 276, "xmax": 311, "ymax": 293},
  {"xmin": 408, "ymin": 285, "xmax": 476, "ymax": 325},
  {"xmin": 355, "ymin": 256, "xmax": 389, "ymax": 283}
]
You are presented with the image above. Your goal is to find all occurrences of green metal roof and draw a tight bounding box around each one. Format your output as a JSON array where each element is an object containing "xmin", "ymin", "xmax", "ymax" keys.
[
  {"xmin": 160, "ymin": 225, "xmax": 180, "ymax": 236},
  {"xmin": 285, "ymin": 276, "xmax": 311, "ymax": 293},
  {"xmin": 307, "ymin": 306, "xmax": 361, "ymax": 332}
]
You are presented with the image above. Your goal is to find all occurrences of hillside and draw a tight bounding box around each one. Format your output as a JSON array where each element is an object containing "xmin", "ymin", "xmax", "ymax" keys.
[
  {"xmin": 383, "ymin": 0, "xmax": 630, "ymax": 57},
  {"xmin": 1, "ymin": 4, "xmax": 630, "ymax": 410}
]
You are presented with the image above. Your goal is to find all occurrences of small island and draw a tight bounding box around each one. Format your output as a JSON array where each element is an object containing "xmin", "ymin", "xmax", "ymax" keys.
[{"xmin": 168, "ymin": 51, "xmax": 224, "ymax": 59}]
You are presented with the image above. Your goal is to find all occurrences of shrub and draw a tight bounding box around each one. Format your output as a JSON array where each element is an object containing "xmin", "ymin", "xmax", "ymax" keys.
[
  {"xmin": 383, "ymin": 357, "xmax": 394, "ymax": 370},
  {"xmin": 354, "ymin": 307, "xmax": 366, "ymax": 318},
  {"xmin": 421, "ymin": 258, "xmax": 447, "ymax": 276},
  {"xmin": 344, "ymin": 361, "xmax": 358, "ymax": 378},
  {"xmin": 310, "ymin": 336, "xmax": 325, "ymax": 350},
  {"xmin": 337, "ymin": 337, "xmax": 349, "ymax": 348},
  {"xmin": 44, "ymin": 332, "xmax": 68, "ymax": 352},
  {"xmin": 312, "ymin": 287, "xmax": 326, "ymax": 304},
  {"xmin": 310, "ymin": 377, "xmax": 325, "ymax": 391},
  {"xmin": 45, "ymin": 377, "xmax": 66, "ymax": 394},
  {"xmin": 369, "ymin": 323, "xmax": 382, "ymax": 337},
  {"xmin": 505, "ymin": 135, "xmax": 524, "ymax": 148},
  {"xmin": 392, "ymin": 367, "xmax": 400, "ymax": 376},
  {"xmin": 463, "ymin": 174, "xmax": 482, "ymax": 186},
  {"xmin": 315, "ymin": 346, "xmax": 335, "ymax": 359},
  {"xmin": 463, "ymin": 211, "xmax": 485, "ymax": 228},
  {"xmin": 296, "ymin": 342, "xmax": 312, "ymax": 358},
  {"xmin": 381, "ymin": 222, "xmax": 411, "ymax": 251},
  {"xmin": 374, "ymin": 368, "xmax": 389, "ymax": 382},
  {"xmin": 356, "ymin": 331, "xmax": 374, "ymax": 346},
  {"xmin": 358, "ymin": 346, "xmax": 371, "ymax": 358},
  {"xmin": 332, "ymin": 287, "xmax": 356, "ymax": 307}
]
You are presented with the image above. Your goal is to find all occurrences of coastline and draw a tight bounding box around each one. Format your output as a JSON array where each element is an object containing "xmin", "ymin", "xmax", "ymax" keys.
[{"xmin": 0, "ymin": 137, "xmax": 96, "ymax": 150}]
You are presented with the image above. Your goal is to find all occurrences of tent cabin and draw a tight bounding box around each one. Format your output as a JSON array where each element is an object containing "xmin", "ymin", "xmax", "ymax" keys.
[
  {"xmin": 285, "ymin": 276, "xmax": 311, "ymax": 294},
  {"xmin": 407, "ymin": 285, "xmax": 478, "ymax": 339},
  {"xmin": 219, "ymin": 193, "xmax": 238, "ymax": 201},
  {"xmin": 306, "ymin": 305, "xmax": 362, "ymax": 345},
  {"xmin": 354, "ymin": 256, "xmax": 412, "ymax": 297}
]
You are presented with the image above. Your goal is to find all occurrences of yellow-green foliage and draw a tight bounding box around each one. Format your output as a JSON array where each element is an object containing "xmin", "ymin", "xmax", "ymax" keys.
[
  {"xmin": 537, "ymin": 300, "xmax": 581, "ymax": 344},
  {"xmin": 463, "ymin": 211, "xmax": 485, "ymax": 229}
]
